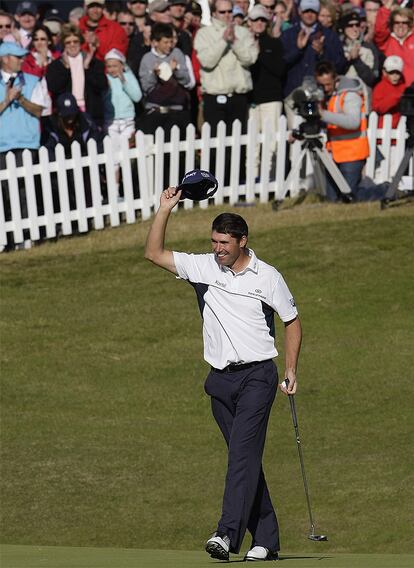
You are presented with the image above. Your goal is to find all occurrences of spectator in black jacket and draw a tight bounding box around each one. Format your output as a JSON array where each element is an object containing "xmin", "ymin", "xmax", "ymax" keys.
[
  {"xmin": 46, "ymin": 24, "xmax": 108, "ymax": 127},
  {"xmin": 117, "ymin": 8, "xmax": 151, "ymax": 77},
  {"xmin": 248, "ymin": 5, "xmax": 286, "ymax": 178},
  {"xmin": 42, "ymin": 93, "xmax": 104, "ymax": 210}
]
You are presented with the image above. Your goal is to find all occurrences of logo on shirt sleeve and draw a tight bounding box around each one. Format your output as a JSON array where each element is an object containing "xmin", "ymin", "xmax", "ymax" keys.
[{"xmin": 289, "ymin": 298, "xmax": 296, "ymax": 307}]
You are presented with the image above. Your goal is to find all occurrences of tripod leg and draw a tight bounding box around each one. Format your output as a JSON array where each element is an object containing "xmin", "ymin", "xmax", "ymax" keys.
[
  {"xmin": 313, "ymin": 146, "xmax": 352, "ymax": 195},
  {"xmin": 280, "ymin": 146, "xmax": 309, "ymax": 201},
  {"xmin": 385, "ymin": 146, "xmax": 414, "ymax": 199}
]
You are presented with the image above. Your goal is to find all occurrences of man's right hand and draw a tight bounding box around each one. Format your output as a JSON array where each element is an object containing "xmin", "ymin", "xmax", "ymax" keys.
[
  {"xmin": 6, "ymin": 84, "xmax": 22, "ymax": 104},
  {"xmin": 160, "ymin": 187, "xmax": 182, "ymax": 210},
  {"xmin": 297, "ymin": 29, "xmax": 310, "ymax": 50},
  {"xmin": 223, "ymin": 24, "xmax": 235, "ymax": 44}
]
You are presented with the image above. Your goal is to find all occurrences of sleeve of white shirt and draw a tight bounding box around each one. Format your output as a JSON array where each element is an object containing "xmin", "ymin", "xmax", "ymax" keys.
[
  {"xmin": 30, "ymin": 78, "xmax": 50, "ymax": 109},
  {"xmin": 271, "ymin": 273, "xmax": 298, "ymax": 322},
  {"xmin": 173, "ymin": 251, "xmax": 207, "ymax": 283}
]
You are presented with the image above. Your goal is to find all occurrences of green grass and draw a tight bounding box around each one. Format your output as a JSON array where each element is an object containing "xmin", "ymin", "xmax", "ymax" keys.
[
  {"xmin": 2, "ymin": 544, "xmax": 414, "ymax": 568},
  {"xmin": 1, "ymin": 200, "xmax": 413, "ymax": 556}
]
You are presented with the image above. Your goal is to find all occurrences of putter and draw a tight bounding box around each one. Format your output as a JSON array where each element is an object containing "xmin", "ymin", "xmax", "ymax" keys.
[{"xmin": 284, "ymin": 380, "xmax": 328, "ymax": 542}]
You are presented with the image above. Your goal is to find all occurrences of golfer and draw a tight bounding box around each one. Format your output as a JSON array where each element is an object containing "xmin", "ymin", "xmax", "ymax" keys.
[{"xmin": 145, "ymin": 187, "xmax": 302, "ymax": 562}]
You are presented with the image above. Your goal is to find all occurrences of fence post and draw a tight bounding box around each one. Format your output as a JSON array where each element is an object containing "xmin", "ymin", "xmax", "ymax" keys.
[
  {"xmin": 153, "ymin": 128, "xmax": 165, "ymax": 212},
  {"xmin": 274, "ymin": 114, "xmax": 288, "ymax": 201},
  {"xmin": 6, "ymin": 151, "xmax": 24, "ymax": 245},
  {"xmin": 229, "ymin": 119, "xmax": 241, "ymax": 205},
  {"xmin": 184, "ymin": 123, "xmax": 196, "ymax": 210},
  {"xmin": 210, "ymin": 121, "xmax": 224, "ymax": 205},
  {"xmin": 71, "ymin": 141, "xmax": 89, "ymax": 233},
  {"xmin": 86, "ymin": 139, "xmax": 104, "ymax": 231},
  {"xmin": 245, "ymin": 115, "xmax": 257, "ymax": 203},
  {"xmin": 136, "ymin": 130, "xmax": 152, "ymax": 220},
  {"xmin": 103, "ymin": 136, "xmax": 121, "ymax": 227},
  {"xmin": 55, "ymin": 143, "xmax": 73, "ymax": 235},
  {"xmin": 22, "ymin": 149, "xmax": 40, "ymax": 242},
  {"xmin": 119, "ymin": 135, "xmax": 136, "ymax": 224}
]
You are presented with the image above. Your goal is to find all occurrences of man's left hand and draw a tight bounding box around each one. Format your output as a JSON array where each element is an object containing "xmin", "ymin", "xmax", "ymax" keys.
[
  {"xmin": 311, "ymin": 35, "xmax": 324, "ymax": 54},
  {"xmin": 279, "ymin": 371, "xmax": 297, "ymax": 395}
]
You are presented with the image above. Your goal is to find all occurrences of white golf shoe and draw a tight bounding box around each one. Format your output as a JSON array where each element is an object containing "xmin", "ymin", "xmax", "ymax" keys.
[
  {"xmin": 244, "ymin": 545, "xmax": 279, "ymax": 561},
  {"xmin": 205, "ymin": 532, "xmax": 230, "ymax": 561}
]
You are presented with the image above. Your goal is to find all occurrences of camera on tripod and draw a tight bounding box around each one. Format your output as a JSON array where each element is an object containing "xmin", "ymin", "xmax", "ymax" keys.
[{"xmin": 291, "ymin": 77, "xmax": 325, "ymax": 138}]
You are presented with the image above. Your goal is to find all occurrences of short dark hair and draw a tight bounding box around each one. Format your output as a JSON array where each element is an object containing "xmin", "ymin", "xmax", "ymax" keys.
[
  {"xmin": 212, "ymin": 213, "xmax": 249, "ymax": 242},
  {"xmin": 151, "ymin": 22, "xmax": 174, "ymax": 41},
  {"xmin": 315, "ymin": 60, "xmax": 337, "ymax": 78}
]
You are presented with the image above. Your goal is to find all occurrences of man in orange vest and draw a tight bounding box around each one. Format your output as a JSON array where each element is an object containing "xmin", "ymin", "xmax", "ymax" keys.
[{"xmin": 315, "ymin": 60, "xmax": 370, "ymax": 202}]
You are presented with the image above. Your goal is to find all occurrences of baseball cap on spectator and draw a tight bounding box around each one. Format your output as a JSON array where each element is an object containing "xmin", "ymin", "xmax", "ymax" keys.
[
  {"xmin": 233, "ymin": 6, "xmax": 245, "ymax": 17},
  {"xmin": 56, "ymin": 93, "xmax": 80, "ymax": 117},
  {"xmin": 44, "ymin": 20, "xmax": 62, "ymax": 35},
  {"xmin": 169, "ymin": 0, "xmax": 186, "ymax": 5},
  {"xmin": 105, "ymin": 48, "xmax": 126, "ymax": 62},
  {"xmin": 0, "ymin": 41, "xmax": 28, "ymax": 57},
  {"xmin": 44, "ymin": 8, "xmax": 64, "ymax": 22},
  {"xmin": 85, "ymin": 0, "xmax": 105, "ymax": 6},
  {"xmin": 340, "ymin": 11, "xmax": 361, "ymax": 28},
  {"xmin": 383, "ymin": 55, "xmax": 404, "ymax": 74},
  {"xmin": 248, "ymin": 5, "xmax": 271, "ymax": 20},
  {"xmin": 300, "ymin": 0, "xmax": 320, "ymax": 12},
  {"xmin": 187, "ymin": 0, "xmax": 202, "ymax": 15},
  {"xmin": 15, "ymin": 1, "xmax": 37, "ymax": 16},
  {"xmin": 148, "ymin": 0, "xmax": 170, "ymax": 14}
]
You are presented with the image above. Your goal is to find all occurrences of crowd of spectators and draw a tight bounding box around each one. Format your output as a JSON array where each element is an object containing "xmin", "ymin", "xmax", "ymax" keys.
[{"xmin": 0, "ymin": 0, "xmax": 413, "ymax": 201}]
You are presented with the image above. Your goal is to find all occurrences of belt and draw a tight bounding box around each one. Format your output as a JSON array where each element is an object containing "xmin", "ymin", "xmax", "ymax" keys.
[
  {"xmin": 211, "ymin": 359, "xmax": 270, "ymax": 373},
  {"xmin": 146, "ymin": 105, "xmax": 184, "ymax": 114}
]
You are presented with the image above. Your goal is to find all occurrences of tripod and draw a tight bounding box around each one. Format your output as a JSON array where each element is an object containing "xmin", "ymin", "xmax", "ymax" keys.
[
  {"xmin": 278, "ymin": 133, "xmax": 352, "ymax": 203},
  {"xmin": 381, "ymin": 124, "xmax": 414, "ymax": 209}
]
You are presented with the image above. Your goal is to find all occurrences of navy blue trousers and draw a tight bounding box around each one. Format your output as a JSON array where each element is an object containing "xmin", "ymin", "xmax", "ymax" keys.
[{"xmin": 204, "ymin": 359, "xmax": 280, "ymax": 554}]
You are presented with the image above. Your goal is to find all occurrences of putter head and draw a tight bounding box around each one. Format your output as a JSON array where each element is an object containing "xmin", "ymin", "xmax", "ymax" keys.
[{"xmin": 308, "ymin": 534, "xmax": 328, "ymax": 542}]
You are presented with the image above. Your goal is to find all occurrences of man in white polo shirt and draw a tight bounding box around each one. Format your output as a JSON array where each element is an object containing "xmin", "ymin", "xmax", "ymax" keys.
[{"xmin": 144, "ymin": 186, "xmax": 302, "ymax": 562}]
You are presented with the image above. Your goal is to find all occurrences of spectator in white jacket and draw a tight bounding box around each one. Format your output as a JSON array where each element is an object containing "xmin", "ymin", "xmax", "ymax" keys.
[{"xmin": 194, "ymin": 0, "xmax": 258, "ymax": 135}]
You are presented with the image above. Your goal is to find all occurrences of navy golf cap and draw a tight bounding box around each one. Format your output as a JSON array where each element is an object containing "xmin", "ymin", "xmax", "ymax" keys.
[
  {"xmin": 56, "ymin": 93, "xmax": 79, "ymax": 117},
  {"xmin": 177, "ymin": 169, "xmax": 218, "ymax": 201}
]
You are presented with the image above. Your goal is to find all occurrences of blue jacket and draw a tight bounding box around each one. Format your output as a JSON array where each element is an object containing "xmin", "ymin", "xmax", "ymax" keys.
[
  {"xmin": 281, "ymin": 22, "xmax": 347, "ymax": 97},
  {"xmin": 103, "ymin": 68, "xmax": 142, "ymax": 121},
  {"xmin": 0, "ymin": 72, "xmax": 41, "ymax": 152}
]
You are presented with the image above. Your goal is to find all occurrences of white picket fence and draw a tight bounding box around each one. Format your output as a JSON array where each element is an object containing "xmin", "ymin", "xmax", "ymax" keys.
[{"xmin": 0, "ymin": 113, "xmax": 411, "ymax": 250}]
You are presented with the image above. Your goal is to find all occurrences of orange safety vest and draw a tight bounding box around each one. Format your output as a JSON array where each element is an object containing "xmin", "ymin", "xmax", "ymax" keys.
[{"xmin": 326, "ymin": 91, "xmax": 370, "ymax": 163}]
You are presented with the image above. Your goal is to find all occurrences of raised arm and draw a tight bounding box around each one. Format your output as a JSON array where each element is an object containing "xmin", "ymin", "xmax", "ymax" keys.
[
  {"xmin": 280, "ymin": 316, "xmax": 302, "ymax": 395},
  {"xmin": 144, "ymin": 187, "xmax": 182, "ymax": 274}
]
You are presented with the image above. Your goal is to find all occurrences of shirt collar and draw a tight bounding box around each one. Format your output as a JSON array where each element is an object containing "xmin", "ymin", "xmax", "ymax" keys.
[{"xmin": 220, "ymin": 248, "xmax": 259, "ymax": 276}]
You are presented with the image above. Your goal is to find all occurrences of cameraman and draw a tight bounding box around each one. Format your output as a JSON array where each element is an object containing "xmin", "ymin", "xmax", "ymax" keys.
[{"xmin": 315, "ymin": 60, "xmax": 370, "ymax": 201}]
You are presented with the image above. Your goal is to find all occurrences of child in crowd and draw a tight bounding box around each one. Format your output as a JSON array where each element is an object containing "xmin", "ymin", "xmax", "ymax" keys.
[
  {"xmin": 103, "ymin": 48, "xmax": 142, "ymax": 186},
  {"xmin": 372, "ymin": 55, "xmax": 406, "ymax": 128},
  {"xmin": 138, "ymin": 23, "xmax": 190, "ymax": 136}
]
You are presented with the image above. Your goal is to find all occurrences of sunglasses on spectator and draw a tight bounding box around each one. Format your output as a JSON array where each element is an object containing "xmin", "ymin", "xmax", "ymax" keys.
[
  {"xmin": 252, "ymin": 17, "xmax": 269, "ymax": 22},
  {"xmin": 346, "ymin": 22, "xmax": 360, "ymax": 28},
  {"xmin": 0, "ymin": 24, "xmax": 12, "ymax": 29},
  {"xmin": 217, "ymin": 9, "xmax": 233, "ymax": 13},
  {"xmin": 64, "ymin": 39, "xmax": 80, "ymax": 45},
  {"xmin": 119, "ymin": 21, "xmax": 135, "ymax": 26},
  {"xmin": 302, "ymin": 9, "xmax": 317, "ymax": 13},
  {"xmin": 386, "ymin": 70, "xmax": 402, "ymax": 75},
  {"xmin": 393, "ymin": 20, "xmax": 410, "ymax": 25},
  {"xmin": 263, "ymin": 4, "xmax": 276, "ymax": 8}
]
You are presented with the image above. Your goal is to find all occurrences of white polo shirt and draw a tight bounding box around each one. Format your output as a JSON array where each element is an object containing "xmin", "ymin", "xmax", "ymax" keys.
[{"xmin": 173, "ymin": 248, "xmax": 298, "ymax": 369}]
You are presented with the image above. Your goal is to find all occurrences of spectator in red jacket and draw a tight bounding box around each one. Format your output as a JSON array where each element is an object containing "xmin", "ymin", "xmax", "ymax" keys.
[
  {"xmin": 374, "ymin": 1, "xmax": 414, "ymax": 86},
  {"xmin": 372, "ymin": 54, "xmax": 406, "ymax": 128},
  {"xmin": 78, "ymin": 0, "xmax": 128, "ymax": 61}
]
